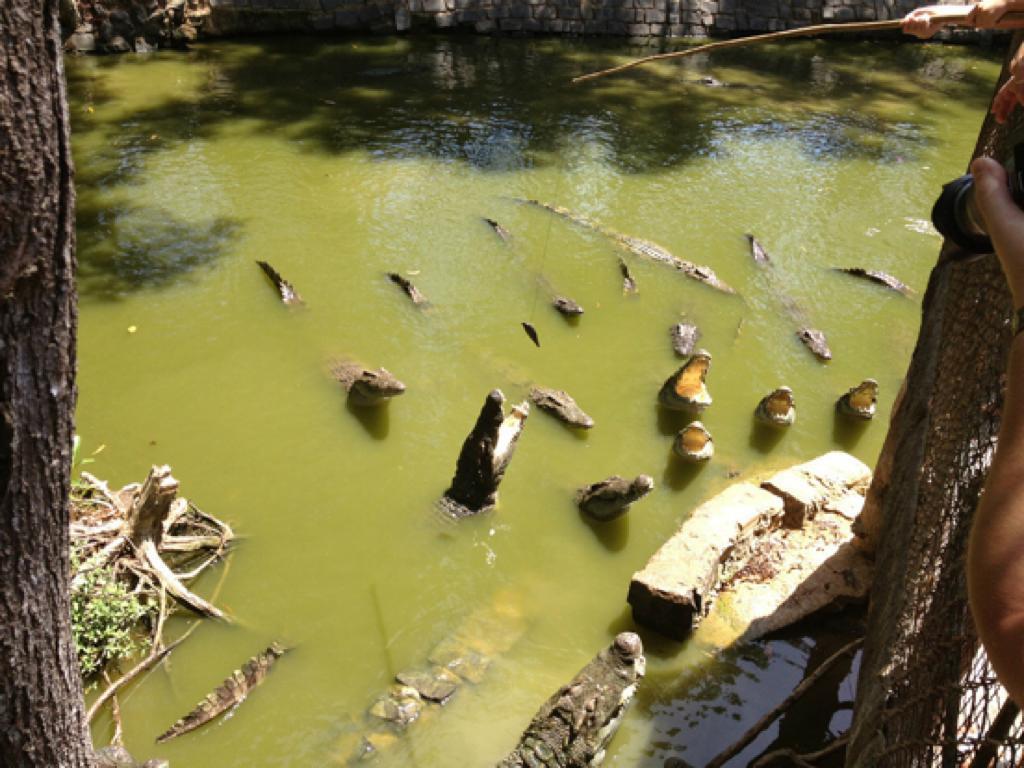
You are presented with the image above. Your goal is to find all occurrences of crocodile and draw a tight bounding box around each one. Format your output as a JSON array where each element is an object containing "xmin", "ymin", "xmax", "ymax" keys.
[
  {"xmin": 256, "ymin": 260, "xmax": 303, "ymax": 306},
  {"xmin": 552, "ymin": 296, "xmax": 585, "ymax": 317},
  {"xmin": 518, "ymin": 199, "xmax": 736, "ymax": 295},
  {"xmin": 746, "ymin": 235, "xmax": 833, "ymax": 362},
  {"xmin": 619, "ymin": 258, "xmax": 638, "ymax": 293},
  {"xmin": 672, "ymin": 421, "xmax": 714, "ymax": 462},
  {"xmin": 834, "ymin": 267, "xmax": 914, "ymax": 297},
  {"xmin": 496, "ymin": 632, "xmax": 645, "ymax": 768},
  {"xmin": 439, "ymin": 389, "xmax": 529, "ymax": 519},
  {"xmin": 669, "ymin": 322, "xmax": 701, "ymax": 357},
  {"xmin": 484, "ymin": 217, "xmax": 512, "ymax": 243},
  {"xmin": 836, "ymin": 379, "xmax": 878, "ymax": 420},
  {"xmin": 658, "ymin": 349, "xmax": 713, "ymax": 413},
  {"xmin": 755, "ymin": 386, "xmax": 796, "ymax": 426},
  {"xmin": 386, "ymin": 271, "xmax": 429, "ymax": 306},
  {"xmin": 156, "ymin": 642, "xmax": 287, "ymax": 743},
  {"xmin": 330, "ymin": 360, "xmax": 406, "ymax": 407},
  {"xmin": 796, "ymin": 328, "xmax": 833, "ymax": 361},
  {"xmin": 577, "ymin": 475, "xmax": 654, "ymax": 522},
  {"xmin": 530, "ymin": 386, "xmax": 595, "ymax": 429}
]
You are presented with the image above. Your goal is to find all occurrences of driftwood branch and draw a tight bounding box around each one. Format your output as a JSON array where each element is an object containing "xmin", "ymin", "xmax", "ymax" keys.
[
  {"xmin": 125, "ymin": 465, "xmax": 178, "ymax": 548},
  {"xmin": 704, "ymin": 638, "xmax": 862, "ymax": 768},
  {"xmin": 139, "ymin": 539, "xmax": 226, "ymax": 620},
  {"xmin": 87, "ymin": 636, "xmax": 186, "ymax": 724},
  {"xmin": 571, "ymin": 7, "xmax": 980, "ymax": 85}
]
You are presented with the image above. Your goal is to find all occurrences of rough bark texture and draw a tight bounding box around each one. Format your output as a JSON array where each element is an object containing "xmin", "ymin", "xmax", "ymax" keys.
[
  {"xmin": 0, "ymin": 1, "xmax": 94, "ymax": 766},
  {"xmin": 845, "ymin": 34, "xmax": 1024, "ymax": 767}
]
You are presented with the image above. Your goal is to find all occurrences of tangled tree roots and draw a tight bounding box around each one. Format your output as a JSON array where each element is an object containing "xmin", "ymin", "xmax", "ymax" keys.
[{"xmin": 70, "ymin": 464, "xmax": 234, "ymax": 727}]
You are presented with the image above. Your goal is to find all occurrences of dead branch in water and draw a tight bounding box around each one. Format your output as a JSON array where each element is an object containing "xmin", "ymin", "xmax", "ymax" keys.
[{"xmin": 72, "ymin": 465, "xmax": 234, "ymax": 728}]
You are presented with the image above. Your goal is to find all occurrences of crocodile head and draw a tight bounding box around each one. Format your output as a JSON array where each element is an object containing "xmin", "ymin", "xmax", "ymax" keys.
[
  {"xmin": 836, "ymin": 379, "xmax": 878, "ymax": 420},
  {"xmin": 349, "ymin": 367, "xmax": 406, "ymax": 407},
  {"xmin": 755, "ymin": 387, "xmax": 795, "ymax": 427},
  {"xmin": 672, "ymin": 421, "xmax": 714, "ymax": 463},
  {"xmin": 501, "ymin": 632, "xmax": 645, "ymax": 767},
  {"xmin": 577, "ymin": 475, "xmax": 654, "ymax": 522},
  {"xmin": 658, "ymin": 350, "xmax": 712, "ymax": 412}
]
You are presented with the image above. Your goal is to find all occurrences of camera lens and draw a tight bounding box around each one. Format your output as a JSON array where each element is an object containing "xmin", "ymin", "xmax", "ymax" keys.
[{"xmin": 931, "ymin": 174, "xmax": 994, "ymax": 255}]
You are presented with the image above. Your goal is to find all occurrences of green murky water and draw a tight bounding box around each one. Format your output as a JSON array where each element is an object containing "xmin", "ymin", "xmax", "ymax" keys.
[{"xmin": 68, "ymin": 34, "xmax": 1002, "ymax": 767}]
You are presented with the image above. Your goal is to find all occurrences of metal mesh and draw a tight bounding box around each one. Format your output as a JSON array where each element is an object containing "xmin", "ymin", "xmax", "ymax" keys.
[{"xmin": 845, "ymin": 33, "xmax": 1024, "ymax": 768}]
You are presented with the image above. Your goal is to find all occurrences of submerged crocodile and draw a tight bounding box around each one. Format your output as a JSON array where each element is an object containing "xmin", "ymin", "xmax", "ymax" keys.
[
  {"xmin": 256, "ymin": 260, "xmax": 303, "ymax": 306},
  {"xmin": 530, "ymin": 386, "xmax": 594, "ymax": 429},
  {"xmin": 439, "ymin": 389, "xmax": 529, "ymax": 519},
  {"xmin": 330, "ymin": 360, "xmax": 406, "ymax": 407},
  {"xmin": 577, "ymin": 475, "xmax": 654, "ymax": 522},
  {"xmin": 754, "ymin": 386, "xmax": 796, "ymax": 426},
  {"xmin": 156, "ymin": 643, "xmax": 287, "ymax": 743},
  {"xmin": 484, "ymin": 217, "xmax": 512, "ymax": 243},
  {"xmin": 519, "ymin": 199, "xmax": 736, "ymax": 295},
  {"xmin": 669, "ymin": 322, "xmax": 701, "ymax": 357},
  {"xmin": 497, "ymin": 632, "xmax": 646, "ymax": 768},
  {"xmin": 386, "ymin": 271, "xmax": 429, "ymax": 306},
  {"xmin": 552, "ymin": 296, "xmax": 585, "ymax": 317},
  {"xmin": 619, "ymin": 258, "xmax": 638, "ymax": 293},
  {"xmin": 836, "ymin": 379, "xmax": 878, "ymax": 420},
  {"xmin": 746, "ymin": 235, "xmax": 833, "ymax": 362},
  {"xmin": 658, "ymin": 350, "xmax": 713, "ymax": 413},
  {"xmin": 834, "ymin": 267, "xmax": 914, "ymax": 297},
  {"xmin": 673, "ymin": 421, "xmax": 714, "ymax": 462}
]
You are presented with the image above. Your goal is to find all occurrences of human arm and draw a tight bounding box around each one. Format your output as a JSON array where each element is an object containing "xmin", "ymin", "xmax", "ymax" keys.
[
  {"xmin": 902, "ymin": 1, "xmax": 1024, "ymax": 39},
  {"xmin": 967, "ymin": 156, "xmax": 1024, "ymax": 708}
]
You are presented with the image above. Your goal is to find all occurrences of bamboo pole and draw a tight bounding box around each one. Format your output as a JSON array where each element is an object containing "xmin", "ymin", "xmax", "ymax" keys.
[{"xmin": 571, "ymin": 7, "xmax": 975, "ymax": 85}]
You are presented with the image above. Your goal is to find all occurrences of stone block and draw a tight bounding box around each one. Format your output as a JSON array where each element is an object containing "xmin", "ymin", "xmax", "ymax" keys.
[
  {"xmin": 565, "ymin": 19, "xmax": 584, "ymax": 31},
  {"xmin": 636, "ymin": 0, "xmax": 655, "ymax": 7},
  {"xmin": 457, "ymin": 8, "xmax": 482, "ymax": 20},
  {"xmin": 509, "ymin": 4, "xmax": 529, "ymax": 16},
  {"xmin": 748, "ymin": 14, "xmax": 767, "ymax": 29},
  {"xmin": 500, "ymin": 16, "xmax": 523, "ymax": 27},
  {"xmin": 629, "ymin": 483, "xmax": 785, "ymax": 640},
  {"xmin": 835, "ymin": 5, "xmax": 854, "ymax": 19},
  {"xmin": 312, "ymin": 11, "xmax": 335, "ymax": 27},
  {"xmin": 628, "ymin": 21, "xmax": 650, "ymax": 33},
  {"xmin": 534, "ymin": 5, "xmax": 557, "ymax": 18},
  {"xmin": 423, "ymin": 0, "xmax": 444, "ymax": 11},
  {"xmin": 523, "ymin": 17, "xmax": 543, "ymax": 28},
  {"xmin": 648, "ymin": 21, "xmax": 664, "ymax": 32},
  {"xmin": 761, "ymin": 452, "xmax": 870, "ymax": 529},
  {"xmin": 858, "ymin": 5, "xmax": 876, "ymax": 18},
  {"xmin": 644, "ymin": 8, "xmax": 665, "ymax": 22},
  {"xmin": 475, "ymin": 17, "xmax": 497, "ymax": 29},
  {"xmin": 668, "ymin": 12, "xmax": 679, "ymax": 22},
  {"xmin": 669, "ymin": 22, "xmax": 686, "ymax": 34},
  {"xmin": 435, "ymin": 10, "xmax": 457, "ymax": 24},
  {"xmin": 608, "ymin": 19, "xmax": 627, "ymax": 32},
  {"xmin": 561, "ymin": 6, "xmax": 582, "ymax": 17},
  {"xmin": 711, "ymin": 12, "xmax": 734, "ymax": 27},
  {"xmin": 333, "ymin": 8, "xmax": 361, "ymax": 25},
  {"xmin": 700, "ymin": 0, "xmax": 717, "ymax": 11},
  {"xmin": 394, "ymin": 5, "xmax": 411, "ymax": 27},
  {"xmin": 545, "ymin": 18, "xmax": 565, "ymax": 29}
]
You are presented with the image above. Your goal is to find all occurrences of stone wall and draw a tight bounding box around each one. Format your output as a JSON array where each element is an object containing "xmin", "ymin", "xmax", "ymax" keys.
[{"xmin": 65, "ymin": 0, "xmax": 972, "ymax": 52}]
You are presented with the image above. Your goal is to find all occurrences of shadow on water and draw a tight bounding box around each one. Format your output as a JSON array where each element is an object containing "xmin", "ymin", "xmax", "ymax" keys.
[
  {"xmin": 656, "ymin": 405, "xmax": 690, "ymax": 438},
  {"xmin": 346, "ymin": 398, "xmax": 391, "ymax": 440},
  {"xmin": 579, "ymin": 507, "xmax": 629, "ymax": 552},
  {"xmin": 831, "ymin": 412, "xmax": 871, "ymax": 450},
  {"xmin": 66, "ymin": 35, "xmax": 1003, "ymax": 300},
  {"xmin": 663, "ymin": 452, "xmax": 708, "ymax": 492},
  {"xmin": 749, "ymin": 418, "xmax": 788, "ymax": 453}
]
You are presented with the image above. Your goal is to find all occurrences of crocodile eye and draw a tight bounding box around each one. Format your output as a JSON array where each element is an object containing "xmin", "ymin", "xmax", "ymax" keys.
[{"xmin": 614, "ymin": 632, "xmax": 642, "ymax": 659}]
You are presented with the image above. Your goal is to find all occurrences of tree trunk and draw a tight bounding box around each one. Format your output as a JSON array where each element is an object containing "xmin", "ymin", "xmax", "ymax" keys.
[{"xmin": 0, "ymin": 1, "xmax": 94, "ymax": 766}]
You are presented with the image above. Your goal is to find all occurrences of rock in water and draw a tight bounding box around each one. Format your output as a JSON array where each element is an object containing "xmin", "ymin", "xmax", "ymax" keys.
[
  {"xmin": 529, "ymin": 386, "xmax": 594, "ymax": 429},
  {"xmin": 577, "ymin": 475, "xmax": 654, "ymax": 522},
  {"xmin": 497, "ymin": 633, "xmax": 645, "ymax": 768}
]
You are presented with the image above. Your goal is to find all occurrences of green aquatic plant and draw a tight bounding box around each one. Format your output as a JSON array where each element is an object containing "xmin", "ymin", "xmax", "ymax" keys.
[{"xmin": 70, "ymin": 546, "xmax": 153, "ymax": 679}]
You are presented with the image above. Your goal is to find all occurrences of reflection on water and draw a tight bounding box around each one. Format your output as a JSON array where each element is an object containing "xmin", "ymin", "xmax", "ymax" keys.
[{"xmin": 68, "ymin": 33, "xmax": 1002, "ymax": 767}]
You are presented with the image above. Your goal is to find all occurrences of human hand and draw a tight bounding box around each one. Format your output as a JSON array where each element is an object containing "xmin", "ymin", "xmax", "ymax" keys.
[
  {"xmin": 972, "ymin": 156, "xmax": 1024, "ymax": 305},
  {"xmin": 902, "ymin": 5, "xmax": 955, "ymax": 38},
  {"xmin": 993, "ymin": 44, "xmax": 1024, "ymax": 123}
]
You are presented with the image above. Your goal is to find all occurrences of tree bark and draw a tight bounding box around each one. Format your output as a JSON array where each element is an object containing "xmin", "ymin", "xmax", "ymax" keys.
[{"xmin": 0, "ymin": 1, "xmax": 94, "ymax": 766}]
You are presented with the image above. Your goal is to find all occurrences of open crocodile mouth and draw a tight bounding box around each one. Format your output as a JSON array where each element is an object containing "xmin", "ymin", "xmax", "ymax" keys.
[
  {"xmin": 660, "ymin": 350, "xmax": 713, "ymax": 412},
  {"xmin": 756, "ymin": 387, "xmax": 795, "ymax": 425},
  {"xmin": 837, "ymin": 379, "xmax": 878, "ymax": 419},
  {"xmin": 673, "ymin": 421, "xmax": 714, "ymax": 462}
]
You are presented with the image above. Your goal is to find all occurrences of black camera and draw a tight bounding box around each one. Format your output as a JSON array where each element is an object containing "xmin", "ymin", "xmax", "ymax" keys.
[{"xmin": 932, "ymin": 143, "xmax": 1024, "ymax": 255}]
